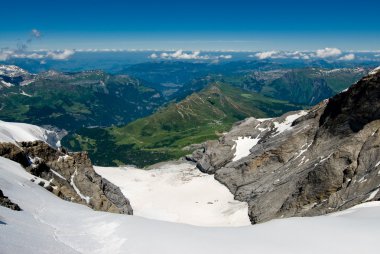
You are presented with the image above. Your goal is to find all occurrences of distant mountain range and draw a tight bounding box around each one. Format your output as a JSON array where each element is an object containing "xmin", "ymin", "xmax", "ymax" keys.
[
  {"xmin": 0, "ymin": 65, "xmax": 164, "ymax": 130},
  {"xmin": 0, "ymin": 63, "xmax": 371, "ymax": 166}
]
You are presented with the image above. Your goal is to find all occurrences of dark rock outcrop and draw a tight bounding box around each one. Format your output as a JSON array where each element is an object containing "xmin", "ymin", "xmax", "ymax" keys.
[
  {"xmin": 0, "ymin": 189, "xmax": 21, "ymax": 211},
  {"xmin": 0, "ymin": 143, "xmax": 29, "ymax": 167},
  {"xmin": 0, "ymin": 141, "xmax": 133, "ymax": 215},
  {"xmin": 190, "ymin": 69, "xmax": 380, "ymax": 224}
]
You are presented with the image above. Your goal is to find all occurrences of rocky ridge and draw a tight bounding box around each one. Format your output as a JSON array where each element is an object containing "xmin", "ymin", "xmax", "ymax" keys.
[
  {"xmin": 0, "ymin": 65, "xmax": 35, "ymax": 88},
  {"xmin": 190, "ymin": 68, "xmax": 380, "ymax": 224},
  {"xmin": 0, "ymin": 140, "xmax": 133, "ymax": 215}
]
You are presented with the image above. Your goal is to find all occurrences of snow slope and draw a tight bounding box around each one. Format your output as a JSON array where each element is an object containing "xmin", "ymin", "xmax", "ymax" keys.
[
  {"xmin": 0, "ymin": 120, "xmax": 60, "ymax": 147},
  {"xmin": 95, "ymin": 162, "xmax": 250, "ymax": 226},
  {"xmin": 1, "ymin": 156, "xmax": 380, "ymax": 254}
]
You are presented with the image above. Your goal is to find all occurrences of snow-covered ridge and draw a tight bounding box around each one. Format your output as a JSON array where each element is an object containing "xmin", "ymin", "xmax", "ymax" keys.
[
  {"xmin": 0, "ymin": 65, "xmax": 35, "ymax": 87},
  {"xmin": 318, "ymin": 67, "xmax": 365, "ymax": 75},
  {"xmin": 0, "ymin": 120, "xmax": 60, "ymax": 148},
  {"xmin": 1, "ymin": 156, "xmax": 380, "ymax": 254},
  {"xmin": 0, "ymin": 65, "xmax": 29, "ymax": 77},
  {"xmin": 369, "ymin": 66, "xmax": 380, "ymax": 75},
  {"xmin": 95, "ymin": 162, "xmax": 250, "ymax": 227}
]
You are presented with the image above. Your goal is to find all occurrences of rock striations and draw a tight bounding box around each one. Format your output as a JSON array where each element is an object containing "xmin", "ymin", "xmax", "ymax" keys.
[
  {"xmin": 0, "ymin": 141, "xmax": 133, "ymax": 214},
  {"xmin": 190, "ymin": 68, "xmax": 380, "ymax": 224}
]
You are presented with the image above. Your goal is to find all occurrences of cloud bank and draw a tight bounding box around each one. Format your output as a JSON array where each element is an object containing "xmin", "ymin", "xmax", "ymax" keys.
[
  {"xmin": 338, "ymin": 53, "xmax": 355, "ymax": 61},
  {"xmin": 315, "ymin": 48, "xmax": 342, "ymax": 58},
  {"xmin": 0, "ymin": 29, "xmax": 75, "ymax": 61},
  {"xmin": 250, "ymin": 48, "xmax": 355, "ymax": 61},
  {"xmin": 149, "ymin": 50, "xmax": 232, "ymax": 60},
  {"xmin": 0, "ymin": 49, "xmax": 75, "ymax": 61}
]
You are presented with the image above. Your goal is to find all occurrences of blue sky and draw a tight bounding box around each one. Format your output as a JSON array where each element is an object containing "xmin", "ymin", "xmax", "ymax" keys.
[{"xmin": 1, "ymin": 0, "xmax": 380, "ymax": 51}]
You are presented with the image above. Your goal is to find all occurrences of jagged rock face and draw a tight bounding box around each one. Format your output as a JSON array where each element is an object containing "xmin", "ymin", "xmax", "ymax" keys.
[
  {"xmin": 0, "ymin": 143, "xmax": 29, "ymax": 167},
  {"xmin": 191, "ymin": 70, "xmax": 380, "ymax": 224},
  {"xmin": 0, "ymin": 141, "xmax": 133, "ymax": 215},
  {"xmin": 319, "ymin": 71, "xmax": 380, "ymax": 135}
]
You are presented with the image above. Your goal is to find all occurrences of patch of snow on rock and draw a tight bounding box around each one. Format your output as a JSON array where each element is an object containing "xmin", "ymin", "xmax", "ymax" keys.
[
  {"xmin": 70, "ymin": 168, "xmax": 91, "ymax": 204},
  {"xmin": 365, "ymin": 188, "xmax": 380, "ymax": 202},
  {"xmin": 232, "ymin": 136, "xmax": 260, "ymax": 162},
  {"xmin": 273, "ymin": 111, "xmax": 308, "ymax": 136},
  {"xmin": 20, "ymin": 90, "xmax": 32, "ymax": 97},
  {"xmin": 1, "ymin": 80, "xmax": 14, "ymax": 87}
]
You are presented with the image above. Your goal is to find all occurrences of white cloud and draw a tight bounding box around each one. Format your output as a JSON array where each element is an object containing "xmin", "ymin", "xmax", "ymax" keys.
[
  {"xmin": 149, "ymin": 53, "xmax": 158, "ymax": 59},
  {"xmin": 315, "ymin": 48, "xmax": 342, "ymax": 58},
  {"xmin": 254, "ymin": 51, "xmax": 278, "ymax": 59},
  {"xmin": 0, "ymin": 49, "xmax": 75, "ymax": 61},
  {"xmin": 250, "ymin": 49, "xmax": 350, "ymax": 60},
  {"xmin": 168, "ymin": 50, "xmax": 207, "ymax": 60},
  {"xmin": 338, "ymin": 53, "xmax": 355, "ymax": 61},
  {"xmin": 12, "ymin": 52, "xmax": 45, "ymax": 59},
  {"xmin": 250, "ymin": 51, "xmax": 310, "ymax": 60},
  {"xmin": 0, "ymin": 30, "xmax": 74, "ymax": 61},
  {"xmin": 46, "ymin": 49, "xmax": 75, "ymax": 60},
  {"xmin": 219, "ymin": 54, "xmax": 232, "ymax": 59},
  {"xmin": 150, "ymin": 50, "xmax": 232, "ymax": 60}
]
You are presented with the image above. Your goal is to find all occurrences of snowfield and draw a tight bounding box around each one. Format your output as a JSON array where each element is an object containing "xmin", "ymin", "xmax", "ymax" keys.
[
  {"xmin": 0, "ymin": 120, "xmax": 60, "ymax": 147},
  {"xmin": 95, "ymin": 162, "xmax": 250, "ymax": 226},
  {"xmin": 1, "ymin": 156, "xmax": 380, "ymax": 254}
]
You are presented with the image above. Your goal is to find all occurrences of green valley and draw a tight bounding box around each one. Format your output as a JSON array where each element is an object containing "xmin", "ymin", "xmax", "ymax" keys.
[{"xmin": 62, "ymin": 82, "xmax": 303, "ymax": 167}]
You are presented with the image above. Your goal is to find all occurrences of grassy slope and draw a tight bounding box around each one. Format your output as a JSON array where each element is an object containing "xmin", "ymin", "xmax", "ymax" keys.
[{"xmin": 63, "ymin": 82, "xmax": 303, "ymax": 167}]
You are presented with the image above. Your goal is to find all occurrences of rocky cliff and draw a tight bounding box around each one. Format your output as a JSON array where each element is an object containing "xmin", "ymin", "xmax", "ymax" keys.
[
  {"xmin": 0, "ymin": 141, "xmax": 133, "ymax": 215},
  {"xmin": 190, "ymin": 68, "xmax": 380, "ymax": 224}
]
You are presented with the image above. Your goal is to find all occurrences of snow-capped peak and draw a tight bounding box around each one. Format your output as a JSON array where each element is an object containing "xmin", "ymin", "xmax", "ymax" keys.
[{"xmin": 0, "ymin": 64, "xmax": 29, "ymax": 77}]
